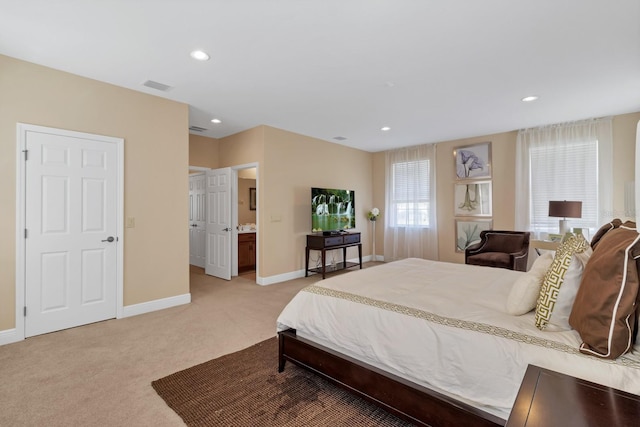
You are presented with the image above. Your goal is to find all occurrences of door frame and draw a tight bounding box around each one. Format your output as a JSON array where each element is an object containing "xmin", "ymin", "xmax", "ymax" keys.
[
  {"xmin": 231, "ymin": 163, "xmax": 259, "ymax": 281},
  {"xmin": 15, "ymin": 123, "xmax": 124, "ymax": 341},
  {"xmin": 188, "ymin": 163, "xmax": 259, "ymax": 281},
  {"xmin": 188, "ymin": 172, "xmax": 206, "ymax": 268}
]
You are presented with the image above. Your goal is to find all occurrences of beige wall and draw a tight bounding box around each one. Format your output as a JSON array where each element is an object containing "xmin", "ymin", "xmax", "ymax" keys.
[
  {"xmin": 372, "ymin": 152, "xmax": 386, "ymax": 258},
  {"xmin": 436, "ymin": 131, "xmax": 518, "ymax": 263},
  {"xmin": 238, "ymin": 178, "xmax": 257, "ymax": 224},
  {"xmin": 189, "ymin": 134, "xmax": 219, "ymax": 169},
  {"xmin": 190, "ymin": 126, "xmax": 374, "ymax": 280},
  {"xmin": 218, "ymin": 127, "xmax": 265, "ymax": 168},
  {"xmin": 0, "ymin": 55, "xmax": 190, "ymax": 331},
  {"xmin": 372, "ymin": 111, "xmax": 640, "ymax": 264},
  {"xmin": 262, "ymin": 126, "xmax": 374, "ymax": 278}
]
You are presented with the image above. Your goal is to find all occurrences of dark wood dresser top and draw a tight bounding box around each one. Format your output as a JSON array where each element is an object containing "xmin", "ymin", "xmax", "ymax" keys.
[{"xmin": 506, "ymin": 364, "xmax": 640, "ymax": 427}]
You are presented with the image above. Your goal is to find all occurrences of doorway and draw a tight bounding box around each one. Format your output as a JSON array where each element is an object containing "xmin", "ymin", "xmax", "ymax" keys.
[
  {"xmin": 236, "ymin": 167, "xmax": 257, "ymax": 281},
  {"xmin": 188, "ymin": 163, "xmax": 259, "ymax": 283}
]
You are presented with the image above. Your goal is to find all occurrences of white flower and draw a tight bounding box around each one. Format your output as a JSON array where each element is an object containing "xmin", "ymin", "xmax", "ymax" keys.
[{"xmin": 368, "ymin": 208, "xmax": 380, "ymax": 221}]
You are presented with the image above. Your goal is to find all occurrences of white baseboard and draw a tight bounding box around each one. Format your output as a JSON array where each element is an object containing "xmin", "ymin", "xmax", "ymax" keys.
[
  {"xmin": 0, "ymin": 328, "xmax": 21, "ymax": 346},
  {"xmin": 121, "ymin": 293, "xmax": 191, "ymax": 318},
  {"xmin": 257, "ymin": 256, "xmax": 378, "ymax": 286},
  {"xmin": 0, "ymin": 293, "xmax": 191, "ymax": 347},
  {"xmin": 257, "ymin": 270, "xmax": 305, "ymax": 286}
]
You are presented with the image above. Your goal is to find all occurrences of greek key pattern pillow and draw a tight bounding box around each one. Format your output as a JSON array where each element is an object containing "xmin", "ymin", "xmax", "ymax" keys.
[{"xmin": 535, "ymin": 234, "xmax": 589, "ymax": 330}]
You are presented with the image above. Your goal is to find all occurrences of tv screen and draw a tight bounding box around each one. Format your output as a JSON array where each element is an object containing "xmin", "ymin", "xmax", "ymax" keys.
[{"xmin": 311, "ymin": 187, "xmax": 355, "ymax": 233}]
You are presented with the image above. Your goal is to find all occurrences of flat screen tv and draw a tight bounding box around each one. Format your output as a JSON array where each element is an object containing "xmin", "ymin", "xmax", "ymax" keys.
[{"xmin": 311, "ymin": 187, "xmax": 355, "ymax": 233}]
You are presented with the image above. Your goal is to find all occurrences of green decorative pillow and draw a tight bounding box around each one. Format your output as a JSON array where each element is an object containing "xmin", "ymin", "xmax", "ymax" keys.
[{"xmin": 535, "ymin": 234, "xmax": 590, "ymax": 330}]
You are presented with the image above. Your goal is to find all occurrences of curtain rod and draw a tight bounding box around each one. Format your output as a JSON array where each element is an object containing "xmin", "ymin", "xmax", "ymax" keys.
[{"xmin": 518, "ymin": 116, "xmax": 612, "ymax": 133}]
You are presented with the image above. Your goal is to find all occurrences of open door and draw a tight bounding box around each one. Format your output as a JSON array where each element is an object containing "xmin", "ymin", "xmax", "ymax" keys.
[
  {"xmin": 188, "ymin": 173, "xmax": 206, "ymax": 268},
  {"xmin": 205, "ymin": 167, "xmax": 232, "ymax": 280}
]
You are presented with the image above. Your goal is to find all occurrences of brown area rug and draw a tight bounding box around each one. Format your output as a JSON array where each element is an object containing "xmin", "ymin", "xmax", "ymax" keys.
[{"xmin": 152, "ymin": 337, "xmax": 413, "ymax": 426}]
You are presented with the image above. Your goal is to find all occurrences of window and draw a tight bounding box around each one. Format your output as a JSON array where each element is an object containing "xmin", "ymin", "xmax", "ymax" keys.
[
  {"xmin": 390, "ymin": 159, "xmax": 431, "ymax": 227},
  {"xmin": 515, "ymin": 117, "xmax": 612, "ymax": 236},
  {"xmin": 385, "ymin": 143, "xmax": 438, "ymax": 260},
  {"xmin": 529, "ymin": 139, "xmax": 598, "ymax": 232}
]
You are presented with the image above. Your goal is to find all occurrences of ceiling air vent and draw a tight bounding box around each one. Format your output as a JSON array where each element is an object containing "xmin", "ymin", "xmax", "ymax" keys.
[
  {"xmin": 189, "ymin": 126, "xmax": 208, "ymax": 132},
  {"xmin": 143, "ymin": 80, "xmax": 173, "ymax": 92}
]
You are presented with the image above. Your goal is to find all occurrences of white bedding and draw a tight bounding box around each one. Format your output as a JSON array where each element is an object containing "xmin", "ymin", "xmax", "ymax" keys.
[{"xmin": 276, "ymin": 258, "xmax": 640, "ymax": 420}]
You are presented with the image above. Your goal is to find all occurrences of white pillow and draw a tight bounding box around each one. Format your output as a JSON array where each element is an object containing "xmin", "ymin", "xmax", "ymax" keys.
[
  {"xmin": 545, "ymin": 247, "xmax": 592, "ymax": 331},
  {"xmin": 506, "ymin": 252, "xmax": 554, "ymax": 315}
]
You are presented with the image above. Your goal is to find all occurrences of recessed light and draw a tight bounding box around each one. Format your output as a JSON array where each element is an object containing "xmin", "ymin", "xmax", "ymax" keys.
[
  {"xmin": 211, "ymin": 118, "xmax": 222, "ymax": 124},
  {"xmin": 521, "ymin": 95, "xmax": 539, "ymax": 102},
  {"xmin": 190, "ymin": 50, "xmax": 210, "ymax": 61},
  {"xmin": 381, "ymin": 126, "xmax": 391, "ymax": 131}
]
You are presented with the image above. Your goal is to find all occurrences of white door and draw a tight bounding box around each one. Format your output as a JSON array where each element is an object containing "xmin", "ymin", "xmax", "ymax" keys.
[
  {"xmin": 205, "ymin": 167, "xmax": 232, "ymax": 280},
  {"xmin": 24, "ymin": 128, "xmax": 118, "ymax": 337},
  {"xmin": 189, "ymin": 173, "xmax": 206, "ymax": 268}
]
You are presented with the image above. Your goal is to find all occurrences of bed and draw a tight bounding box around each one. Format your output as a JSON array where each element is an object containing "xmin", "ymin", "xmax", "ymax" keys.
[{"xmin": 276, "ymin": 225, "xmax": 640, "ymax": 426}]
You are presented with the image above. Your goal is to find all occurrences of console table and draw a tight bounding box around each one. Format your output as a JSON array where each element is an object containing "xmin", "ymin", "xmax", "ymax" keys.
[
  {"xmin": 530, "ymin": 239, "xmax": 560, "ymax": 256},
  {"xmin": 306, "ymin": 232, "xmax": 362, "ymax": 279},
  {"xmin": 506, "ymin": 364, "xmax": 640, "ymax": 426}
]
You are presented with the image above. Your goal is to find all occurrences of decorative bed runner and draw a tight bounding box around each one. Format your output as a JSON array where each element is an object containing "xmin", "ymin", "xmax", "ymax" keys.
[
  {"xmin": 152, "ymin": 337, "xmax": 412, "ymax": 426},
  {"xmin": 302, "ymin": 285, "xmax": 640, "ymax": 369}
]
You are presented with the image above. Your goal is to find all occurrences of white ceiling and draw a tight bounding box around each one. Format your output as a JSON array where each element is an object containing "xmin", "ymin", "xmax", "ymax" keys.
[{"xmin": 1, "ymin": 1, "xmax": 639, "ymax": 152}]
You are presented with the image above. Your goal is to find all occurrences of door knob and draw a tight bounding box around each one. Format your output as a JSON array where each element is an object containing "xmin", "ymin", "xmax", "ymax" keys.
[
  {"xmin": 102, "ymin": 236, "xmax": 115, "ymax": 242},
  {"xmin": 223, "ymin": 227, "xmax": 232, "ymax": 232},
  {"xmin": 191, "ymin": 224, "xmax": 197, "ymax": 227}
]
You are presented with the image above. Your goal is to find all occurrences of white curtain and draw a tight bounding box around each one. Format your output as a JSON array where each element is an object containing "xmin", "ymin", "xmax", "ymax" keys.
[
  {"xmin": 384, "ymin": 143, "xmax": 438, "ymax": 261},
  {"xmin": 515, "ymin": 117, "xmax": 613, "ymax": 236}
]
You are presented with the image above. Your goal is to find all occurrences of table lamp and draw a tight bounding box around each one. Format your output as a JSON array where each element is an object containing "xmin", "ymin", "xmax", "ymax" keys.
[{"xmin": 548, "ymin": 201, "xmax": 582, "ymax": 235}]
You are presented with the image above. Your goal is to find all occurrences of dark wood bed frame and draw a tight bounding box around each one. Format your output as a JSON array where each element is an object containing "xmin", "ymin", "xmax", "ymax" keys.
[{"xmin": 278, "ymin": 328, "xmax": 505, "ymax": 427}]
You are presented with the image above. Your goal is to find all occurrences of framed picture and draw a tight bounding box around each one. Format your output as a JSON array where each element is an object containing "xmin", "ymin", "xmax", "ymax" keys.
[
  {"xmin": 249, "ymin": 187, "xmax": 256, "ymax": 210},
  {"xmin": 455, "ymin": 219, "xmax": 493, "ymax": 252},
  {"xmin": 548, "ymin": 233, "xmax": 563, "ymax": 242},
  {"xmin": 454, "ymin": 181, "xmax": 492, "ymax": 216},
  {"xmin": 454, "ymin": 142, "xmax": 491, "ymax": 180}
]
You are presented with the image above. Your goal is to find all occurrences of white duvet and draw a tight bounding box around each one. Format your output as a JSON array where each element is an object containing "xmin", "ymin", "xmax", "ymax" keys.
[{"xmin": 276, "ymin": 258, "xmax": 640, "ymax": 420}]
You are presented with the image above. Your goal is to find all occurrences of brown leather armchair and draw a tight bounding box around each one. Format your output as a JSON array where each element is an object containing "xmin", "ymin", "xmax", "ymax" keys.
[{"xmin": 465, "ymin": 230, "xmax": 530, "ymax": 271}]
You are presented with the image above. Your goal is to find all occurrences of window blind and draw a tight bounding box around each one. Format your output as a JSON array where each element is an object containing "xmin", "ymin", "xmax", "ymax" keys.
[
  {"xmin": 529, "ymin": 139, "xmax": 598, "ymax": 232},
  {"xmin": 391, "ymin": 159, "xmax": 430, "ymax": 227}
]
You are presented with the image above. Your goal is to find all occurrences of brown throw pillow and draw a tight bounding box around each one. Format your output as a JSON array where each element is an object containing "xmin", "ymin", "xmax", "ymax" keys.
[
  {"xmin": 590, "ymin": 218, "xmax": 622, "ymax": 250},
  {"xmin": 569, "ymin": 221, "xmax": 640, "ymax": 359}
]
